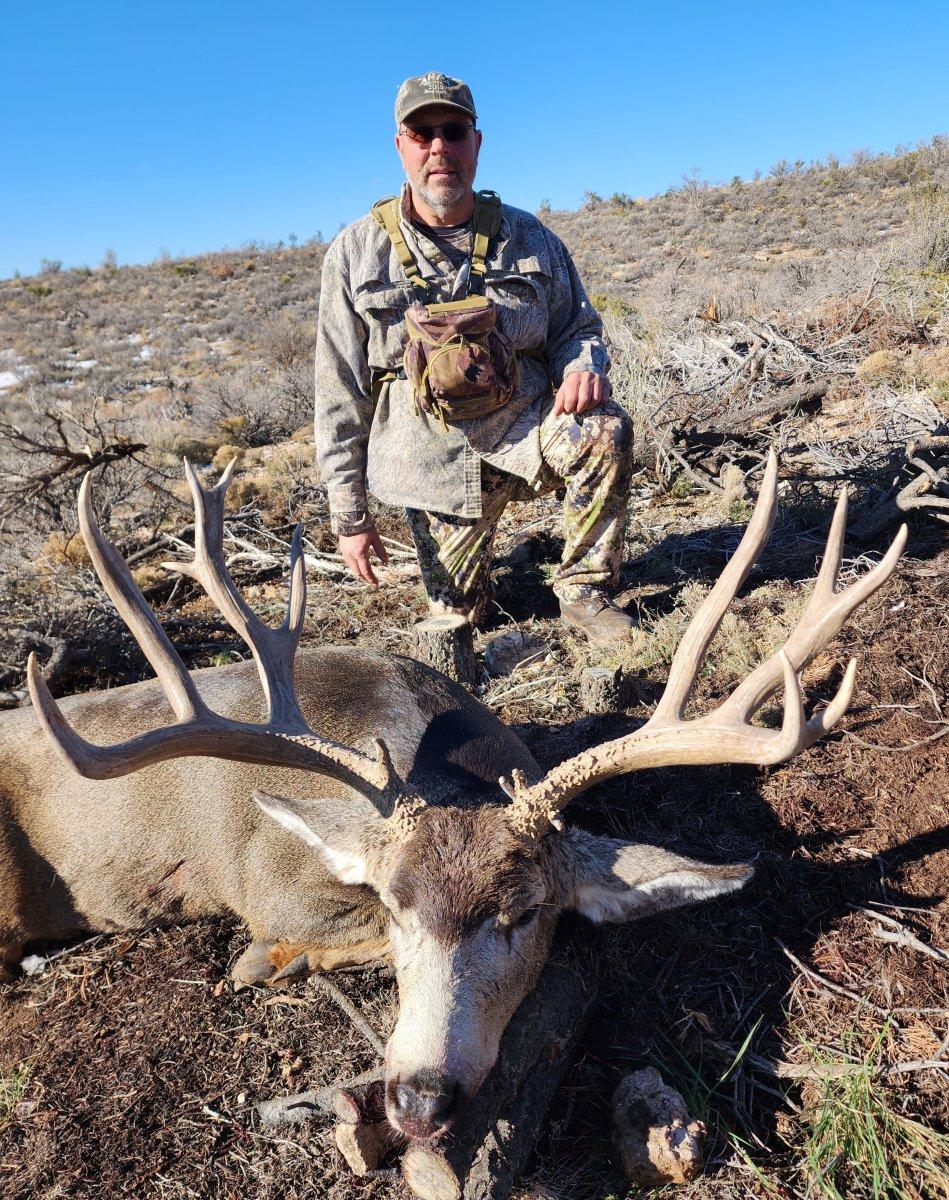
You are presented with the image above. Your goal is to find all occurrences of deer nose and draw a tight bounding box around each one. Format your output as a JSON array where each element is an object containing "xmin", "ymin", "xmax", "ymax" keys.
[{"xmin": 389, "ymin": 1070, "xmax": 460, "ymax": 1134}]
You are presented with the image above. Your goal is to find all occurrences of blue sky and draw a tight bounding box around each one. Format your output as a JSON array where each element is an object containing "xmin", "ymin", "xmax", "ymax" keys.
[{"xmin": 2, "ymin": 0, "xmax": 947, "ymax": 278}]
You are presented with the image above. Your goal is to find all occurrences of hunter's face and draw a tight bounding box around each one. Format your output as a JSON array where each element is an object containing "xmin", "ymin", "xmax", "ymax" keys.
[{"xmin": 395, "ymin": 104, "xmax": 482, "ymax": 216}]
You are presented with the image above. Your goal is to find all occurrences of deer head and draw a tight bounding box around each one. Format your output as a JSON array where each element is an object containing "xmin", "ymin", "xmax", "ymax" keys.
[
  {"xmin": 252, "ymin": 789, "xmax": 751, "ymax": 1138},
  {"xmin": 29, "ymin": 453, "xmax": 905, "ymax": 1141}
]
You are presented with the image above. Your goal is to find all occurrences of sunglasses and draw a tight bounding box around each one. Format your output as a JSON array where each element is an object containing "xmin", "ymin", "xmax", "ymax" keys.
[{"xmin": 401, "ymin": 120, "xmax": 474, "ymax": 144}]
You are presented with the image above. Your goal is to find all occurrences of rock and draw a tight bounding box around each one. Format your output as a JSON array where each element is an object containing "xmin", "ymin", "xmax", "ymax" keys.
[
  {"xmin": 611, "ymin": 1066, "xmax": 706, "ymax": 1186},
  {"xmin": 482, "ymin": 630, "xmax": 549, "ymax": 678}
]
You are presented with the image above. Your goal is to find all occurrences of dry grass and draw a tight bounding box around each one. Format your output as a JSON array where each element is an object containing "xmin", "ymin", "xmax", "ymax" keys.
[{"xmin": 0, "ymin": 142, "xmax": 947, "ymax": 1198}]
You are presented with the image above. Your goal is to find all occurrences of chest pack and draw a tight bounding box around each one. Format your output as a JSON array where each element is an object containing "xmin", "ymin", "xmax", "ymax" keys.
[{"xmin": 370, "ymin": 190, "xmax": 519, "ymax": 427}]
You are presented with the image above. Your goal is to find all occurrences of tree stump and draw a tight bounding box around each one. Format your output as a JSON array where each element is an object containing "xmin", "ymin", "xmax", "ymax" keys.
[
  {"xmin": 413, "ymin": 616, "xmax": 480, "ymax": 688},
  {"xmin": 580, "ymin": 666, "xmax": 627, "ymax": 714}
]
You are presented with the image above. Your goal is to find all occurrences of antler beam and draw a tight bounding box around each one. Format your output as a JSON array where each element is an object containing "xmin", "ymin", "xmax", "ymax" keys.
[
  {"xmin": 28, "ymin": 462, "xmax": 392, "ymax": 793},
  {"xmin": 503, "ymin": 451, "xmax": 906, "ymax": 840}
]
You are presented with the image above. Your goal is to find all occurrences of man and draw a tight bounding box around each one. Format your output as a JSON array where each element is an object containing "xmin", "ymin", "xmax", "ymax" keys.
[{"xmin": 314, "ymin": 72, "xmax": 635, "ymax": 642}]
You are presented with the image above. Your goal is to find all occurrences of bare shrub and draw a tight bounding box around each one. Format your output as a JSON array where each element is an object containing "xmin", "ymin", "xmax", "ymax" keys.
[
  {"xmin": 0, "ymin": 395, "xmax": 148, "ymax": 530},
  {"xmin": 906, "ymin": 185, "xmax": 949, "ymax": 273}
]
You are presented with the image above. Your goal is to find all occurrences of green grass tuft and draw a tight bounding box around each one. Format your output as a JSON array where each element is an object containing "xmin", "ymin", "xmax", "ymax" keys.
[
  {"xmin": 796, "ymin": 1023, "xmax": 949, "ymax": 1200},
  {"xmin": 0, "ymin": 1066, "xmax": 30, "ymax": 1130}
]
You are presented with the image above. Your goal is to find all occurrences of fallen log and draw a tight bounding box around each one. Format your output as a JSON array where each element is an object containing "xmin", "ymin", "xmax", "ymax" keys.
[{"xmin": 257, "ymin": 936, "xmax": 599, "ymax": 1199}]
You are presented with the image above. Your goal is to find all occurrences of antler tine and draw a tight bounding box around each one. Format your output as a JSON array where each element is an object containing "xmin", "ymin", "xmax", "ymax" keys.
[
  {"xmin": 164, "ymin": 458, "xmax": 305, "ymax": 728},
  {"xmin": 813, "ymin": 486, "xmax": 848, "ymax": 600},
  {"xmin": 29, "ymin": 464, "xmax": 394, "ymax": 793},
  {"xmin": 803, "ymin": 658, "xmax": 857, "ymax": 746},
  {"xmin": 77, "ymin": 472, "xmax": 207, "ymax": 722},
  {"xmin": 720, "ymin": 514, "xmax": 908, "ymax": 724},
  {"xmin": 651, "ymin": 450, "xmax": 779, "ymax": 724},
  {"xmin": 27, "ymin": 645, "xmax": 390, "ymax": 786},
  {"xmin": 502, "ymin": 459, "xmax": 906, "ymax": 843},
  {"xmin": 282, "ymin": 524, "xmax": 307, "ymax": 640}
]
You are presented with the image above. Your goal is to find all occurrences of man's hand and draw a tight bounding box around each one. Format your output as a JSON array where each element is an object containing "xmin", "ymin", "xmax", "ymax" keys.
[
  {"xmin": 553, "ymin": 371, "xmax": 611, "ymax": 417},
  {"xmin": 339, "ymin": 528, "xmax": 389, "ymax": 588}
]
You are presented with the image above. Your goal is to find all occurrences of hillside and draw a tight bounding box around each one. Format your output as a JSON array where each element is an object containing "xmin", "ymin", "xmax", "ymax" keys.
[
  {"xmin": 0, "ymin": 140, "xmax": 947, "ymax": 1200},
  {"xmin": 0, "ymin": 138, "xmax": 946, "ymax": 469}
]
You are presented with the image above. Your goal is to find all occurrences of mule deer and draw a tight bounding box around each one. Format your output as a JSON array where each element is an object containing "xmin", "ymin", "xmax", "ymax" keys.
[{"xmin": 1, "ymin": 453, "xmax": 904, "ymax": 1139}]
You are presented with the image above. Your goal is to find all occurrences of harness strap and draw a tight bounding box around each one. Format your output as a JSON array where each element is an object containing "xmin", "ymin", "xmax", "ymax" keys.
[
  {"xmin": 371, "ymin": 197, "xmax": 431, "ymax": 298},
  {"xmin": 468, "ymin": 189, "xmax": 502, "ymax": 295},
  {"xmin": 371, "ymin": 190, "xmax": 502, "ymax": 298},
  {"xmin": 369, "ymin": 366, "xmax": 404, "ymax": 402}
]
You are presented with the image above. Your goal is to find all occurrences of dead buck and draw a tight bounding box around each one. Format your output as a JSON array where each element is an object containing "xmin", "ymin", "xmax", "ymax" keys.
[{"xmin": 0, "ymin": 453, "xmax": 904, "ymax": 1140}]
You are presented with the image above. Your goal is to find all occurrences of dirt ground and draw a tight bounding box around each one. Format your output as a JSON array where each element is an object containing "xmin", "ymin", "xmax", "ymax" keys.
[{"xmin": 0, "ymin": 489, "xmax": 945, "ymax": 1200}]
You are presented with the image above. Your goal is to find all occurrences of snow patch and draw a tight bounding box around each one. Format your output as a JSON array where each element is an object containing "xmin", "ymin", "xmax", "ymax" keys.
[{"xmin": 0, "ymin": 350, "xmax": 34, "ymax": 390}]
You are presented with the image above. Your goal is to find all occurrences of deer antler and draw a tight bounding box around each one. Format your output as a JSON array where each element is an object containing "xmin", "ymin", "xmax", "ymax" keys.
[
  {"xmin": 28, "ymin": 461, "xmax": 393, "ymax": 793},
  {"xmin": 503, "ymin": 451, "xmax": 907, "ymax": 840}
]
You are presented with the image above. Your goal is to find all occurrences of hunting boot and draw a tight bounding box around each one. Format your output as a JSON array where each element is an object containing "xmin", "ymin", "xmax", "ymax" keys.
[{"xmin": 559, "ymin": 592, "xmax": 635, "ymax": 644}]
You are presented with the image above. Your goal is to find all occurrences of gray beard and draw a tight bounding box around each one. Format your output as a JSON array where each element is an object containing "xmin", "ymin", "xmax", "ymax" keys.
[{"xmin": 415, "ymin": 178, "xmax": 471, "ymax": 218}]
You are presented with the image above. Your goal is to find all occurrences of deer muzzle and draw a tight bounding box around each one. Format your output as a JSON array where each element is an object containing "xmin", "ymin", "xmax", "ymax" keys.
[{"xmin": 386, "ymin": 1069, "xmax": 462, "ymax": 1139}]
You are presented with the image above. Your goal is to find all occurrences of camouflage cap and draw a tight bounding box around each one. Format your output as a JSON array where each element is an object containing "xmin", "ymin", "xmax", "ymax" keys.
[{"xmin": 395, "ymin": 73, "xmax": 477, "ymax": 126}]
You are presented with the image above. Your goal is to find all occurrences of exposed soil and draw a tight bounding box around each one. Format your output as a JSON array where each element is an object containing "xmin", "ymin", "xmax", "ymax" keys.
[{"xmin": 1, "ymin": 536, "xmax": 945, "ymax": 1200}]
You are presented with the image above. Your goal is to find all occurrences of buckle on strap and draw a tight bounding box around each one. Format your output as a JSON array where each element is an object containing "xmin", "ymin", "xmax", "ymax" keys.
[
  {"xmin": 468, "ymin": 189, "xmax": 502, "ymax": 295},
  {"xmin": 369, "ymin": 367, "xmax": 406, "ymax": 402}
]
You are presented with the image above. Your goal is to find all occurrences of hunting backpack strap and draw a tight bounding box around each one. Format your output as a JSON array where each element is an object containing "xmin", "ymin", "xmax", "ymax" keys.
[
  {"xmin": 468, "ymin": 189, "xmax": 502, "ymax": 295},
  {"xmin": 371, "ymin": 196, "xmax": 430, "ymax": 298}
]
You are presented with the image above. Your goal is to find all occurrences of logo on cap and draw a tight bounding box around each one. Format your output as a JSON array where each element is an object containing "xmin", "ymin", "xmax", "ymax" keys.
[{"xmin": 419, "ymin": 72, "xmax": 456, "ymax": 98}]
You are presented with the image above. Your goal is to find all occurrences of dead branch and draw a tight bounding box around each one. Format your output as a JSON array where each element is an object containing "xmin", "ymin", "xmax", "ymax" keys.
[
  {"xmin": 0, "ymin": 414, "xmax": 146, "ymax": 522},
  {"xmin": 850, "ymin": 906, "xmax": 949, "ymax": 967},
  {"xmin": 778, "ymin": 941, "xmax": 949, "ymax": 1016},
  {"xmin": 851, "ymin": 431, "xmax": 949, "ymax": 540},
  {"xmin": 256, "ymin": 1067, "xmax": 384, "ymax": 1128}
]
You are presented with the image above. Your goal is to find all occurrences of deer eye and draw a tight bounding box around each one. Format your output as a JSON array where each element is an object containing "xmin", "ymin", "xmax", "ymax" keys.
[{"xmin": 512, "ymin": 905, "xmax": 540, "ymax": 930}]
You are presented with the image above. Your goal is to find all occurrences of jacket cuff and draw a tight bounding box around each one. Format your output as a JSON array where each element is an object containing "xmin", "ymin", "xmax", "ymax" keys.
[{"xmin": 331, "ymin": 508, "xmax": 375, "ymax": 537}]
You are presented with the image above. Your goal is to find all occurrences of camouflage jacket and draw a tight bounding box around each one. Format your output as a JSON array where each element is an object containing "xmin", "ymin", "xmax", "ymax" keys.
[{"xmin": 314, "ymin": 185, "xmax": 609, "ymax": 532}]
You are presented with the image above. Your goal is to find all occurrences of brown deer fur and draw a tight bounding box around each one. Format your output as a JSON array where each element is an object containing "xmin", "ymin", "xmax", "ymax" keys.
[
  {"xmin": 4, "ymin": 454, "xmax": 899, "ymax": 1141},
  {"xmin": 0, "ymin": 645, "xmax": 537, "ymax": 980}
]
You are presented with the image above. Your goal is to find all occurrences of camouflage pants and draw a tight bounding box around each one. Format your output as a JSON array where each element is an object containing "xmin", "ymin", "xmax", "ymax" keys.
[{"xmin": 406, "ymin": 398, "xmax": 634, "ymax": 620}]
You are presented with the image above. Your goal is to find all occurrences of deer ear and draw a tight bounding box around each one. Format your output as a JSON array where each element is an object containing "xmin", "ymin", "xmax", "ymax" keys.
[
  {"xmin": 559, "ymin": 829, "xmax": 753, "ymax": 923},
  {"xmin": 253, "ymin": 790, "xmax": 388, "ymax": 887}
]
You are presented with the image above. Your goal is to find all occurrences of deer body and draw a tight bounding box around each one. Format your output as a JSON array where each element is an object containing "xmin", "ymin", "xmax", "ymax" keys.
[
  {"xmin": 4, "ymin": 454, "xmax": 905, "ymax": 1140},
  {"xmin": 0, "ymin": 646, "xmax": 537, "ymax": 975}
]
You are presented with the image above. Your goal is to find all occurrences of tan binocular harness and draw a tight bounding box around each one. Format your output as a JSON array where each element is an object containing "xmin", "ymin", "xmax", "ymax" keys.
[
  {"xmin": 371, "ymin": 188, "xmax": 502, "ymax": 300},
  {"xmin": 370, "ymin": 191, "xmax": 535, "ymax": 425}
]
